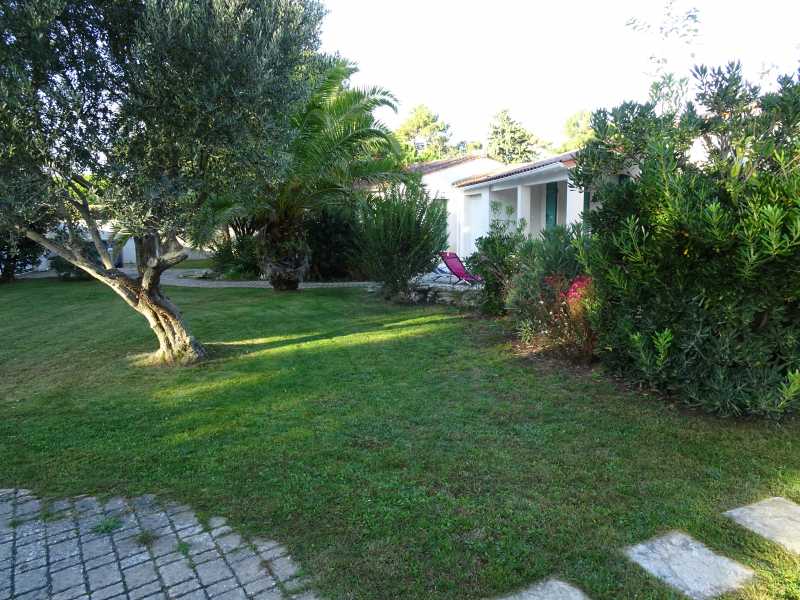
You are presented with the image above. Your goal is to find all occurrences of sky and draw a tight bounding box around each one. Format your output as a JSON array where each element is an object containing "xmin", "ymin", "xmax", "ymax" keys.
[{"xmin": 320, "ymin": 0, "xmax": 800, "ymax": 147}]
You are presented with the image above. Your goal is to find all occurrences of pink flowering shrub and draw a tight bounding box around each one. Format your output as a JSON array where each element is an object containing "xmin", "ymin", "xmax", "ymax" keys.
[
  {"xmin": 507, "ymin": 226, "xmax": 596, "ymax": 361},
  {"xmin": 535, "ymin": 274, "xmax": 595, "ymax": 361}
]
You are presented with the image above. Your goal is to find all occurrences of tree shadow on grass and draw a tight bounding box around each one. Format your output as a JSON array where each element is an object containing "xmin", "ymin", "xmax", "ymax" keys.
[{"xmin": 201, "ymin": 314, "xmax": 461, "ymax": 360}]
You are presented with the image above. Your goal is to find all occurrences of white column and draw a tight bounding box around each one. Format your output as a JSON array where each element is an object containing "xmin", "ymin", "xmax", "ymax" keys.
[
  {"xmin": 565, "ymin": 182, "xmax": 583, "ymax": 226},
  {"xmin": 516, "ymin": 185, "xmax": 531, "ymax": 232}
]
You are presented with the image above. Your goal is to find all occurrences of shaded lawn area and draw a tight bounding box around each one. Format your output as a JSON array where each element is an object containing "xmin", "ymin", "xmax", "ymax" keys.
[{"xmin": 1, "ymin": 280, "xmax": 799, "ymax": 600}]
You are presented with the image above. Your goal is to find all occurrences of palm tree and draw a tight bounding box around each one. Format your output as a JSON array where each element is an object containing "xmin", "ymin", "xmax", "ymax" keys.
[{"xmin": 219, "ymin": 60, "xmax": 405, "ymax": 290}]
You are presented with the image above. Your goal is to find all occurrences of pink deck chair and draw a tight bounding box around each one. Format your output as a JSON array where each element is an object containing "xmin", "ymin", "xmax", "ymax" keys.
[{"xmin": 438, "ymin": 252, "xmax": 482, "ymax": 285}]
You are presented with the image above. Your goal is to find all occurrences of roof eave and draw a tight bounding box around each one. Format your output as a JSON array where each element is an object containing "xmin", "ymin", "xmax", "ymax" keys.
[{"xmin": 458, "ymin": 161, "xmax": 568, "ymax": 190}]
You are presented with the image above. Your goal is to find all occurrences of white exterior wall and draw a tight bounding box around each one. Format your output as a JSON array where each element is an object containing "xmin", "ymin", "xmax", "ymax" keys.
[
  {"xmin": 516, "ymin": 185, "xmax": 531, "ymax": 228},
  {"xmin": 565, "ymin": 182, "xmax": 583, "ymax": 226},
  {"xmin": 461, "ymin": 190, "xmax": 492, "ymax": 256},
  {"xmin": 420, "ymin": 157, "xmax": 503, "ymax": 256},
  {"xmin": 122, "ymin": 238, "xmax": 137, "ymax": 264},
  {"xmin": 490, "ymin": 188, "xmax": 517, "ymax": 221},
  {"xmin": 460, "ymin": 162, "xmax": 586, "ymax": 243}
]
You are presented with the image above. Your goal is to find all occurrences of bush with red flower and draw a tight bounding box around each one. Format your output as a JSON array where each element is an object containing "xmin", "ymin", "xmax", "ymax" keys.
[{"xmin": 507, "ymin": 225, "xmax": 595, "ymax": 361}]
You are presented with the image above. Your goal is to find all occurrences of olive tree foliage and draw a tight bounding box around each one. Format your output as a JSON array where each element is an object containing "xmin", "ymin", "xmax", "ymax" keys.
[{"xmin": 0, "ymin": 0, "xmax": 323, "ymax": 364}]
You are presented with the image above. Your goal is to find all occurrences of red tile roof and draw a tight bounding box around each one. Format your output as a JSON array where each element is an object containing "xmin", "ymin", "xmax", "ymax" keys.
[
  {"xmin": 454, "ymin": 151, "xmax": 578, "ymax": 188},
  {"xmin": 406, "ymin": 155, "xmax": 485, "ymax": 176}
]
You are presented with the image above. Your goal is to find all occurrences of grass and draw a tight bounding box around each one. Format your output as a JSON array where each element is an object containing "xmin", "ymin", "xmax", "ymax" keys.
[
  {"xmin": 92, "ymin": 516, "xmax": 123, "ymax": 535},
  {"xmin": 1, "ymin": 280, "xmax": 799, "ymax": 600},
  {"xmin": 177, "ymin": 541, "xmax": 191, "ymax": 557},
  {"xmin": 136, "ymin": 530, "xmax": 158, "ymax": 547}
]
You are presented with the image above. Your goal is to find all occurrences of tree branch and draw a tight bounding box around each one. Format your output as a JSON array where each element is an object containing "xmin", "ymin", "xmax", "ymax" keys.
[
  {"xmin": 141, "ymin": 246, "xmax": 187, "ymax": 291},
  {"xmin": 18, "ymin": 226, "xmax": 80, "ymax": 265},
  {"xmin": 67, "ymin": 178, "xmax": 114, "ymax": 269}
]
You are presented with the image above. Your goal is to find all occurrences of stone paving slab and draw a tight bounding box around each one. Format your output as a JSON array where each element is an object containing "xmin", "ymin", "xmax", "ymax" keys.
[
  {"xmin": 724, "ymin": 497, "xmax": 800, "ymax": 554},
  {"xmin": 494, "ymin": 579, "xmax": 591, "ymax": 599},
  {"xmin": 625, "ymin": 531, "xmax": 754, "ymax": 600},
  {"xmin": 0, "ymin": 489, "xmax": 319, "ymax": 600}
]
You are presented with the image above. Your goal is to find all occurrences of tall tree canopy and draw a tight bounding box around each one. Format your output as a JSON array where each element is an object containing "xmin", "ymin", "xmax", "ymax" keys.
[
  {"xmin": 0, "ymin": 0, "xmax": 324, "ymax": 364},
  {"xmin": 395, "ymin": 105, "xmax": 453, "ymax": 163},
  {"xmin": 487, "ymin": 110, "xmax": 551, "ymax": 164},
  {"xmin": 556, "ymin": 110, "xmax": 595, "ymax": 152}
]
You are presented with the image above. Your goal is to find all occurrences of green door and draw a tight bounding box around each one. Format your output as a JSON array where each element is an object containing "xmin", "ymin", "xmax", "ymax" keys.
[{"xmin": 545, "ymin": 182, "xmax": 558, "ymax": 229}]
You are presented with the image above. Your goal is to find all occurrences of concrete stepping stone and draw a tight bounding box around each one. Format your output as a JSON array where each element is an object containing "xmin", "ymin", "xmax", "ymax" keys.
[
  {"xmin": 625, "ymin": 531, "xmax": 753, "ymax": 600},
  {"xmin": 496, "ymin": 578, "xmax": 591, "ymax": 599},
  {"xmin": 724, "ymin": 497, "xmax": 800, "ymax": 554}
]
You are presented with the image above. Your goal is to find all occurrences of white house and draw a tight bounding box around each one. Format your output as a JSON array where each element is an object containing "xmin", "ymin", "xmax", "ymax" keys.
[
  {"xmin": 452, "ymin": 150, "xmax": 591, "ymax": 255},
  {"xmin": 408, "ymin": 155, "xmax": 504, "ymax": 254},
  {"xmin": 412, "ymin": 151, "xmax": 593, "ymax": 257}
]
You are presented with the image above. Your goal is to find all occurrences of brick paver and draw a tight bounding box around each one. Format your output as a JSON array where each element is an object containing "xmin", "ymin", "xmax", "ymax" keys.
[{"xmin": 0, "ymin": 489, "xmax": 317, "ymax": 599}]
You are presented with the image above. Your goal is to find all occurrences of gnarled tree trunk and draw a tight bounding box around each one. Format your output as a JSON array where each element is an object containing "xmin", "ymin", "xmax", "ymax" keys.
[
  {"xmin": 122, "ymin": 276, "xmax": 207, "ymax": 365},
  {"xmin": 23, "ymin": 228, "xmax": 207, "ymax": 365}
]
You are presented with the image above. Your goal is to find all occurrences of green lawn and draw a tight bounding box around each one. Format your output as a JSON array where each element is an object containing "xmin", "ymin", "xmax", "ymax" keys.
[{"xmin": 1, "ymin": 280, "xmax": 798, "ymax": 600}]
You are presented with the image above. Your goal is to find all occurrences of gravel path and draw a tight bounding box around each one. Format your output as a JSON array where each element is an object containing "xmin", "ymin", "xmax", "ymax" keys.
[{"xmin": 20, "ymin": 269, "xmax": 374, "ymax": 290}]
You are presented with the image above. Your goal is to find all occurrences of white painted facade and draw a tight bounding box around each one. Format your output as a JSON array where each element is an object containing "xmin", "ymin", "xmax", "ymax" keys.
[
  {"xmin": 421, "ymin": 152, "xmax": 592, "ymax": 257},
  {"xmin": 417, "ymin": 157, "xmax": 504, "ymax": 256}
]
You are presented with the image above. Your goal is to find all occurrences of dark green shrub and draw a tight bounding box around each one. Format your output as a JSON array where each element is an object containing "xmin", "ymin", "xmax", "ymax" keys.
[
  {"xmin": 0, "ymin": 231, "xmax": 46, "ymax": 282},
  {"xmin": 305, "ymin": 205, "xmax": 361, "ymax": 281},
  {"xmin": 210, "ymin": 235, "xmax": 261, "ymax": 280},
  {"xmin": 572, "ymin": 63, "xmax": 800, "ymax": 417},
  {"xmin": 466, "ymin": 204, "xmax": 526, "ymax": 315},
  {"xmin": 357, "ymin": 182, "xmax": 447, "ymax": 299},
  {"xmin": 508, "ymin": 225, "xmax": 584, "ymax": 312}
]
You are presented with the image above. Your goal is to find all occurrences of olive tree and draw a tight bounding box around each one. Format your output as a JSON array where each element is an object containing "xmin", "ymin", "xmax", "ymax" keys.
[{"xmin": 0, "ymin": 0, "xmax": 323, "ymax": 363}]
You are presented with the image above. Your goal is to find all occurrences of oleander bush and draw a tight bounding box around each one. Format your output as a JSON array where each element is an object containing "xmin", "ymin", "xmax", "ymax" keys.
[
  {"xmin": 0, "ymin": 229, "xmax": 46, "ymax": 282},
  {"xmin": 466, "ymin": 204, "xmax": 527, "ymax": 315},
  {"xmin": 571, "ymin": 63, "xmax": 800, "ymax": 417},
  {"xmin": 507, "ymin": 225, "xmax": 595, "ymax": 360}
]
